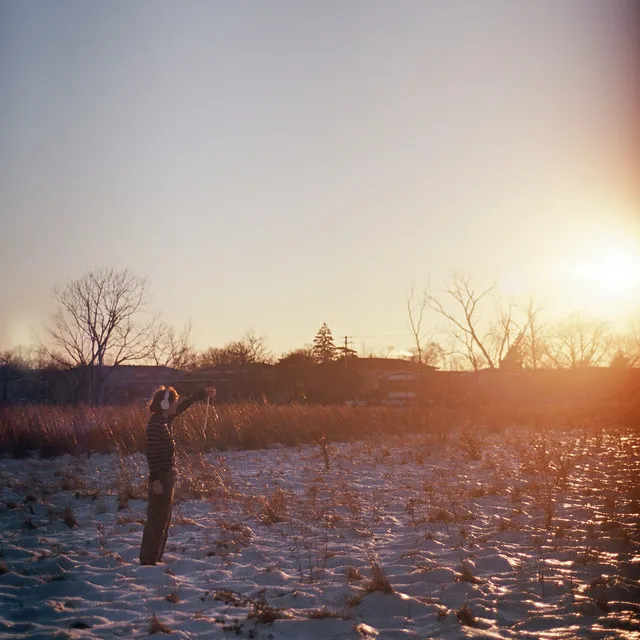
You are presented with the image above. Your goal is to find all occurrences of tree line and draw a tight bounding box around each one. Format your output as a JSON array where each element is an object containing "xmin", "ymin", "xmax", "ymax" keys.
[
  {"xmin": 406, "ymin": 274, "xmax": 639, "ymax": 371},
  {"xmin": 2, "ymin": 269, "xmax": 639, "ymax": 388}
]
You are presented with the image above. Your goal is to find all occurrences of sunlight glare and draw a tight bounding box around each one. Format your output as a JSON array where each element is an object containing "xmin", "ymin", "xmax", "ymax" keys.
[
  {"xmin": 569, "ymin": 249, "xmax": 640, "ymax": 295},
  {"xmin": 555, "ymin": 229, "xmax": 640, "ymax": 322}
]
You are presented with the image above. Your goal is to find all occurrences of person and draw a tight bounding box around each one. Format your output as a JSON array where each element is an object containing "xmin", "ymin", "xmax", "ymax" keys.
[{"xmin": 139, "ymin": 384, "xmax": 216, "ymax": 565}]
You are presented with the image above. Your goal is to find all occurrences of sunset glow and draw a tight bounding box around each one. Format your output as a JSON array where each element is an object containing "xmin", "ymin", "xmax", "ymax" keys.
[
  {"xmin": 580, "ymin": 251, "xmax": 640, "ymax": 294},
  {"xmin": 555, "ymin": 229, "xmax": 640, "ymax": 321},
  {"xmin": 1, "ymin": 1, "xmax": 638, "ymax": 356},
  {"xmin": 1, "ymin": 7, "xmax": 640, "ymax": 640}
]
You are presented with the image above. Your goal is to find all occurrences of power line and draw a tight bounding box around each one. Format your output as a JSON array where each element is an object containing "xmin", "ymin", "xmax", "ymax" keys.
[
  {"xmin": 342, "ymin": 335, "xmax": 355, "ymax": 349},
  {"xmin": 350, "ymin": 333, "xmax": 414, "ymax": 339},
  {"xmin": 339, "ymin": 335, "xmax": 356, "ymax": 371}
]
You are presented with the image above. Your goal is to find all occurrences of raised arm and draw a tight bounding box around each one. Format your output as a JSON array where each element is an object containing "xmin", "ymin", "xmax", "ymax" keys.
[{"xmin": 173, "ymin": 386, "xmax": 216, "ymax": 419}]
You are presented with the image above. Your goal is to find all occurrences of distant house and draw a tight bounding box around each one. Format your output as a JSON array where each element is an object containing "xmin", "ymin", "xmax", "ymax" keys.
[
  {"xmin": 22, "ymin": 365, "xmax": 177, "ymax": 405},
  {"xmin": 3, "ymin": 361, "xmax": 638, "ymax": 407},
  {"xmin": 353, "ymin": 358, "xmax": 436, "ymax": 405},
  {"xmin": 101, "ymin": 365, "xmax": 179, "ymax": 404},
  {"xmin": 0, "ymin": 365, "xmax": 49, "ymax": 403},
  {"xmin": 0, "ymin": 365, "xmax": 180, "ymax": 406},
  {"xmin": 174, "ymin": 363, "xmax": 273, "ymax": 403},
  {"xmin": 173, "ymin": 366, "xmax": 233, "ymax": 400}
]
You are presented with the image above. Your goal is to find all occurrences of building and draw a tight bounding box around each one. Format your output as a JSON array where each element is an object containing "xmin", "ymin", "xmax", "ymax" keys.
[{"xmin": 353, "ymin": 358, "xmax": 436, "ymax": 405}]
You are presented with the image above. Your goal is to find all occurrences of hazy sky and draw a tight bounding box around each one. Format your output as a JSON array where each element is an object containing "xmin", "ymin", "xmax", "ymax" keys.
[{"xmin": 2, "ymin": 0, "xmax": 639, "ymax": 357}]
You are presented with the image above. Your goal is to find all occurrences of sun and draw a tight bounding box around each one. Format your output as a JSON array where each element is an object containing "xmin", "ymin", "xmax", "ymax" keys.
[
  {"xmin": 555, "ymin": 236, "xmax": 640, "ymax": 322},
  {"xmin": 574, "ymin": 249, "xmax": 640, "ymax": 295}
]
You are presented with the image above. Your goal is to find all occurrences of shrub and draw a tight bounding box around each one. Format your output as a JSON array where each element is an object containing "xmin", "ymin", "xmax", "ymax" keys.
[
  {"xmin": 64, "ymin": 506, "xmax": 78, "ymax": 528},
  {"xmin": 363, "ymin": 552, "xmax": 393, "ymax": 595},
  {"xmin": 148, "ymin": 615, "xmax": 171, "ymax": 634},
  {"xmin": 456, "ymin": 603, "xmax": 476, "ymax": 627},
  {"xmin": 258, "ymin": 487, "xmax": 289, "ymax": 524}
]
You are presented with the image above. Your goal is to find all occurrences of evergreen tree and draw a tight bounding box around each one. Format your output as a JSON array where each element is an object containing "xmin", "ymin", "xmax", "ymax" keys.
[
  {"xmin": 609, "ymin": 350, "xmax": 629, "ymax": 369},
  {"xmin": 500, "ymin": 333, "xmax": 524, "ymax": 370},
  {"xmin": 312, "ymin": 323, "xmax": 336, "ymax": 363}
]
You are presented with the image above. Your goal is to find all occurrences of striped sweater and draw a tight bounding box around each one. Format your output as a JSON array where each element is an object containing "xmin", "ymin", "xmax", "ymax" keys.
[{"xmin": 145, "ymin": 388, "xmax": 207, "ymax": 475}]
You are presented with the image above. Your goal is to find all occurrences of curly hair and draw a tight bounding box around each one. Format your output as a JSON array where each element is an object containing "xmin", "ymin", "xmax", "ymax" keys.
[{"xmin": 148, "ymin": 386, "xmax": 179, "ymax": 414}]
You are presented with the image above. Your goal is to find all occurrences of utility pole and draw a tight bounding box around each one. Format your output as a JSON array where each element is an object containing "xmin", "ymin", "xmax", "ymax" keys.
[{"xmin": 342, "ymin": 336, "xmax": 354, "ymax": 373}]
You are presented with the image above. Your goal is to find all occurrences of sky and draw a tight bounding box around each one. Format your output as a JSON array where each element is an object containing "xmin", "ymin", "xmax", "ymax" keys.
[{"xmin": 1, "ymin": 0, "xmax": 639, "ymax": 358}]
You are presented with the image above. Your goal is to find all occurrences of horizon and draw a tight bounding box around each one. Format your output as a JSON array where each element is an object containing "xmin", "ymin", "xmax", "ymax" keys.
[{"xmin": 2, "ymin": 1, "xmax": 639, "ymax": 358}]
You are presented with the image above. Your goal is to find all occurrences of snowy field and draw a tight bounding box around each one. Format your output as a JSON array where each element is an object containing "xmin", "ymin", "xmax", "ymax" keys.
[{"xmin": 0, "ymin": 425, "xmax": 639, "ymax": 639}]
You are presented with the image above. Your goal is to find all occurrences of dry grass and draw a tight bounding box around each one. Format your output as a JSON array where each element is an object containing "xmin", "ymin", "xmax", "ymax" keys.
[
  {"xmin": 456, "ymin": 562, "xmax": 482, "ymax": 584},
  {"xmin": 363, "ymin": 551, "xmax": 393, "ymax": 595},
  {"xmin": 148, "ymin": 614, "xmax": 172, "ymax": 634},
  {"xmin": 63, "ymin": 506, "xmax": 78, "ymax": 528},
  {"xmin": 174, "ymin": 453, "xmax": 230, "ymax": 501},
  {"xmin": 346, "ymin": 566, "xmax": 365, "ymax": 582},
  {"xmin": 258, "ymin": 487, "xmax": 290, "ymax": 525},
  {"xmin": 3, "ymin": 399, "xmax": 637, "ymax": 459},
  {"xmin": 456, "ymin": 602, "xmax": 477, "ymax": 627},
  {"xmin": 0, "ymin": 404, "xmax": 143, "ymax": 457},
  {"xmin": 0, "ymin": 411, "xmax": 637, "ymax": 637}
]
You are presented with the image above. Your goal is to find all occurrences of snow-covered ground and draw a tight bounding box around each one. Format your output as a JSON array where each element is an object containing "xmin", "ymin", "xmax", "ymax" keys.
[{"xmin": 0, "ymin": 425, "xmax": 638, "ymax": 639}]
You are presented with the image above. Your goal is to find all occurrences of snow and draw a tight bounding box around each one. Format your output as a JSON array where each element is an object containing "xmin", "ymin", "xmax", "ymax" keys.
[{"xmin": 0, "ymin": 425, "xmax": 639, "ymax": 638}]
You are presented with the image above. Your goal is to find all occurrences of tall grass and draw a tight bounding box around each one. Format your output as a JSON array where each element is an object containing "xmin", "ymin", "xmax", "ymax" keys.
[
  {"xmin": 0, "ymin": 403, "xmax": 431, "ymax": 457},
  {"xmin": 0, "ymin": 404, "xmax": 144, "ymax": 457},
  {"xmin": 0, "ymin": 398, "xmax": 637, "ymax": 458}
]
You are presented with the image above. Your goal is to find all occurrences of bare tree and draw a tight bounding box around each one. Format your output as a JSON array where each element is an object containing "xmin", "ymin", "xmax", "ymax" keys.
[
  {"xmin": 428, "ymin": 273, "xmax": 503, "ymax": 369},
  {"xmin": 0, "ymin": 345, "xmax": 54, "ymax": 369},
  {"xmin": 407, "ymin": 342, "xmax": 444, "ymax": 367},
  {"xmin": 196, "ymin": 346, "xmax": 235, "ymax": 368},
  {"xmin": 609, "ymin": 320, "xmax": 640, "ymax": 368},
  {"xmin": 196, "ymin": 330, "xmax": 273, "ymax": 368},
  {"xmin": 515, "ymin": 297, "xmax": 545, "ymax": 369},
  {"xmin": 487, "ymin": 302, "xmax": 519, "ymax": 368},
  {"xmin": 238, "ymin": 329, "xmax": 274, "ymax": 364},
  {"xmin": 151, "ymin": 321, "xmax": 197, "ymax": 370},
  {"xmin": 406, "ymin": 280, "xmax": 439, "ymax": 365},
  {"xmin": 277, "ymin": 346, "xmax": 315, "ymax": 366},
  {"xmin": 633, "ymin": 319, "xmax": 640, "ymax": 365},
  {"xmin": 427, "ymin": 273, "xmax": 536, "ymax": 370},
  {"xmin": 44, "ymin": 268, "xmax": 159, "ymax": 403},
  {"xmin": 543, "ymin": 313, "xmax": 613, "ymax": 368}
]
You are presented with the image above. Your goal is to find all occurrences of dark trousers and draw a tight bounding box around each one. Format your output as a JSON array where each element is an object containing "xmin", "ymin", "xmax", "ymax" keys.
[{"xmin": 140, "ymin": 469, "xmax": 175, "ymax": 565}]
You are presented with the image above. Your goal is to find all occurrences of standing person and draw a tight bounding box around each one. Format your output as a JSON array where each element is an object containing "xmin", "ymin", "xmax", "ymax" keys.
[{"xmin": 140, "ymin": 384, "xmax": 216, "ymax": 565}]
